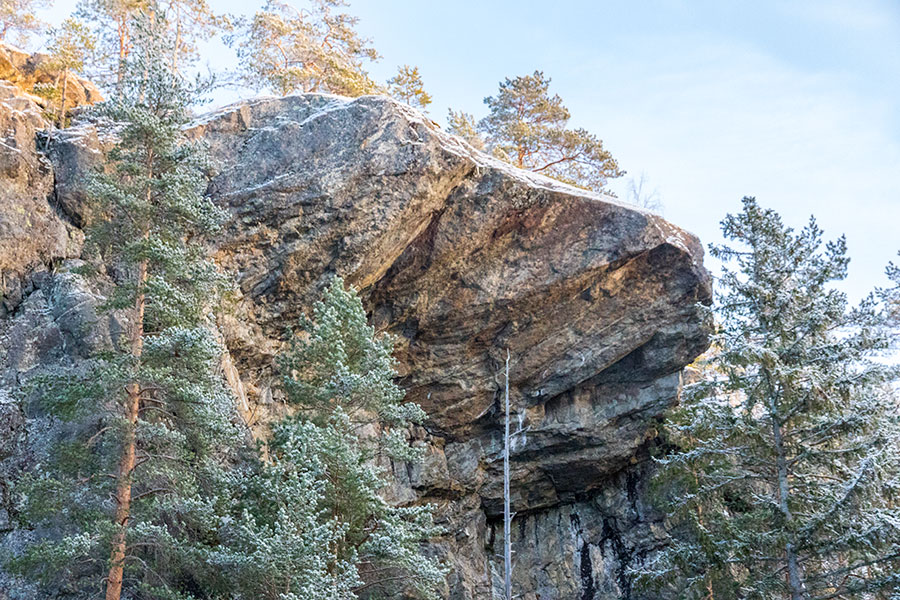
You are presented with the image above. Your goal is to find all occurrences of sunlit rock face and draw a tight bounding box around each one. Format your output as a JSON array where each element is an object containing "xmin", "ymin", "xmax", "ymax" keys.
[
  {"xmin": 1, "ymin": 91, "xmax": 711, "ymax": 599},
  {"xmin": 0, "ymin": 42, "xmax": 101, "ymax": 314}
]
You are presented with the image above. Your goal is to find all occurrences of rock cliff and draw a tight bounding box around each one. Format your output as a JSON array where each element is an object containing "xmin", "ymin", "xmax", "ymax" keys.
[{"xmin": 0, "ymin": 90, "xmax": 711, "ymax": 599}]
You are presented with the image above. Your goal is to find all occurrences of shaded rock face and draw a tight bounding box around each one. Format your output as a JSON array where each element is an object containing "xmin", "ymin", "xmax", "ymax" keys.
[{"xmin": 0, "ymin": 92, "xmax": 710, "ymax": 598}]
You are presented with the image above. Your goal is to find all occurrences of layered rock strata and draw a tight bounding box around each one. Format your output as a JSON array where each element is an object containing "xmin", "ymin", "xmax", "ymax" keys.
[{"xmin": 0, "ymin": 91, "xmax": 711, "ymax": 599}]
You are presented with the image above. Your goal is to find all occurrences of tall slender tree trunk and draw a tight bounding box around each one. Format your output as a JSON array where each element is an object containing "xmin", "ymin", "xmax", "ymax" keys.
[
  {"xmin": 105, "ymin": 257, "xmax": 146, "ymax": 600},
  {"xmin": 116, "ymin": 18, "xmax": 128, "ymax": 91},
  {"xmin": 503, "ymin": 349, "xmax": 512, "ymax": 600},
  {"xmin": 106, "ymin": 157, "xmax": 152, "ymax": 599},
  {"xmin": 769, "ymin": 396, "xmax": 805, "ymax": 600},
  {"xmin": 172, "ymin": 10, "xmax": 181, "ymax": 74}
]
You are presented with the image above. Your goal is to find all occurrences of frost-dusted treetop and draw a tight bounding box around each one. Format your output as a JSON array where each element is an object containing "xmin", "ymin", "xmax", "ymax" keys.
[{"xmin": 634, "ymin": 197, "xmax": 900, "ymax": 599}]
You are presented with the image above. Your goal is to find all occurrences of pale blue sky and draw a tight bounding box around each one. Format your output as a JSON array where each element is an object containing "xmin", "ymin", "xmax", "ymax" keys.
[{"xmin": 38, "ymin": 0, "xmax": 900, "ymax": 302}]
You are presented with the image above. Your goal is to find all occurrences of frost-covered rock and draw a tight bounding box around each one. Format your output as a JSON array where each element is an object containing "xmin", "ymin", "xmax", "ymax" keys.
[{"xmin": 191, "ymin": 93, "xmax": 712, "ymax": 598}]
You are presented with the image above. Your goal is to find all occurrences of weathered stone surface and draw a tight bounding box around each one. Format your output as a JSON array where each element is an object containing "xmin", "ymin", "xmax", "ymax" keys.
[
  {"xmin": 0, "ymin": 42, "xmax": 102, "ymax": 313},
  {"xmin": 0, "ymin": 79, "xmax": 82, "ymax": 314},
  {"xmin": 0, "ymin": 42, "xmax": 102, "ymax": 112},
  {"xmin": 0, "ymin": 263, "xmax": 116, "ymax": 598},
  {"xmin": 0, "ymin": 91, "xmax": 711, "ymax": 598},
  {"xmin": 187, "ymin": 94, "xmax": 711, "ymax": 597}
]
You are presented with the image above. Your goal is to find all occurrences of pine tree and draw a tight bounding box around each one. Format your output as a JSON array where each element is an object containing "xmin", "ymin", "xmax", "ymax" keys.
[
  {"xmin": 75, "ymin": 0, "xmax": 228, "ymax": 90},
  {"xmin": 229, "ymin": 0, "xmax": 380, "ymax": 97},
  {"xmin": 75, "ymin": 0, "xmax": 148, "ymax": 89},
  {"xmin": 157, "ymin": 0, "xmax": 230, "ymax": 73},
  {"xmin": 0, "ymin": 0, "xmax": 49, "ymax": 47},
  {"xmin": 387, "ymin": 64, "xmax": 431, "ymax": 111},
  {"xmin": 44, "ymin": 17, "xmax": 96, "ymax": 124},
  {"xmin": 633, "ymin": 198, "xmax": 900, "ymax": 599},
  {"xmin": 268, "ymin": 277, "xmax": 447, "ymax": 599},
  {"xmin": 4, "ymin": 13, "xmax": 244, "ymax": 600},
  {"xmin": 477, "ymin": 70, "xmax": 623, "ymax": 192},
  {"xmin": 446, "ymin": 108, "xmax": 484, "ymax": 150}
]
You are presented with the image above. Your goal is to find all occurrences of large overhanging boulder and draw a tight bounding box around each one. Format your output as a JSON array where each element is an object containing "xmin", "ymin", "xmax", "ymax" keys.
[
  {"xmin": 184, "ymin": 94, "xmax": 711, "ymax": 504},
  {"xmin": 25, "ymin": 92, "xmax": 711, "ymax": 598},
  {"xmin": 187, "ymin": 93, "xmax": 710, "ymax": 426}
]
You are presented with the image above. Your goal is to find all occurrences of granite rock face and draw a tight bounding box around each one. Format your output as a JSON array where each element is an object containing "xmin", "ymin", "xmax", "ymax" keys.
[
  {"xmin": 191, "ymin": 94, "xmax": 712, "ymax": 597},
  {"xmin": 0, "ymin": 92, "xmax": 711, "ymax": 598},
  {"xmin": 0, "ymin": 42, "xmax": 101, "ymax": 314},
  {"xmin": 0, "ymin": 43, "xmax": 102, "ymax": 113},
  {"xmin": 0, "ymin": 79, "xmax": 82, "ymax": 315}
]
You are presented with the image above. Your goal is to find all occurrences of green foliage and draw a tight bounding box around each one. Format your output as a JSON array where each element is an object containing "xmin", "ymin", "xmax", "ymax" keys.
[
  {"xmin": 387, "ymin": 65, "xmax": 431, "ymax": 111},
  {"xmin": 76, "ymin": 0, "xmax": 229, "ymax": 90},
  {"xmin": 633, "ymin": 197, "xmax": 900, "ymax": 599},
  {"xmin": 270, "ymin": 277, "xmax": 446, "ymax": 598},
  {"xmin": 228, "ymin": 0, "xmax": 380, "ymax": 97},
  {"xmin": 46, "ymin": 17, "xmax": 96, "ymax": 75},
  {"xmin": 477, "ymin": 70, "xmax": 624, "ymax": 192},
  {"xmin": 4, "ymin": 14, "xmax": 246, "ymax": 599},
  {"xmin": 74, "ymin": 0, "xmax": 149, "ymax": 88},
  {"xmin": 157, "ymin": 0, "xmax": 231, "ymax": 73},
  {"xmin": 0, "ymin": 0, "xmax": 49, "ymax": 47},
  {"xmin": 883, "ymin": 252, "xmax": 900, "ymax": 326},
  {"xmin": 43, "ymin": 17, "xmax": 97, "ymax": 124},
  {"xmin": 446, "ymin": 108, "xmax": 484, "ymax": 150}
]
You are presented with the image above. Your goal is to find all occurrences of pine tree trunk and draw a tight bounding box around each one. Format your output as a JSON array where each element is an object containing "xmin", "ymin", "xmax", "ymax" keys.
[
  {"xmin": 172, "ymin": 9, "xmax": 181, "ymax": 74},
  {"xmin": 105, "ymin": 150, "xmax": 151, "ymax": 600},
  {"xmin": 117, "ymin": 17, "xmax": 128, "ymax": 90},
  {"xmin": 104, "ymin": 257, "xmax": 146, "ymax": 600},
  {"xmin": 769, "ymin": 397, "xmax": 805, "ymax": 600}
]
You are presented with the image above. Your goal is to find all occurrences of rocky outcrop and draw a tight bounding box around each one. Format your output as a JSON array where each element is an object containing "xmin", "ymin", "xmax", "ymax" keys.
[
  {"xmin": 187, "ymin": 94, "xmax": 710, "ymax": 513},
  {"xmin": 0, "ymin": 42, "xmax": 102, "ymax": 315},
  {"xmin": 0, "ymin": 43, "xmax": 102, "ymax": 113},
  {"xmin": 0, "ymin": 92, "xmax": 711, "ymax": 599},
  {"xmin": 0, "ymin": 79, "xmax": 82, "ymax": 315}
]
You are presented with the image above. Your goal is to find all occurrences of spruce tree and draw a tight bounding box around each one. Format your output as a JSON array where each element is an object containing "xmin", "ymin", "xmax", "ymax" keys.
[
  {"xmin": 633, "ymin": 198, "xmax": 900, "ymax": 599},
  {"xmin": 883, "ymin": 253, "xmax": 900, "ymax": 326},
  {"xmin": 261, "ymin": 277, "xmax": 446, "ymax": 599},
  {"xmin": 477, "ymin": 70, "xmax": 623, "ymax": 192},
  {"xmin": 5, "ymin": 13, "xmax": 243, "ymax": 600}
]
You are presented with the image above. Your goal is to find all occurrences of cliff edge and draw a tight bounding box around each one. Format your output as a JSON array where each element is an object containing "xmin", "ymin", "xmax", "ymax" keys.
[{"xmin": 0, "ymin": 90, "xmax": 711, "ymax": 599}]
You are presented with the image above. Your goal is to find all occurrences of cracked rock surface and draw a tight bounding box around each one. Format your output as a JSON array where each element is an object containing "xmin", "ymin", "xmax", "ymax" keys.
[{"xmin": 1, "ymin": 92, "xmax": 711, "ymax": 599}]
